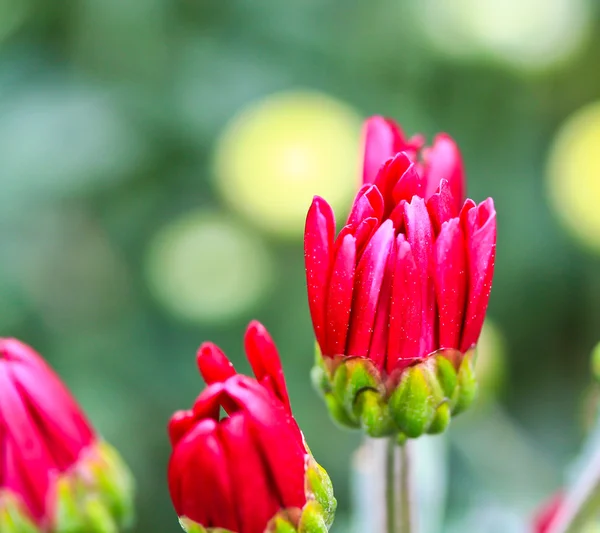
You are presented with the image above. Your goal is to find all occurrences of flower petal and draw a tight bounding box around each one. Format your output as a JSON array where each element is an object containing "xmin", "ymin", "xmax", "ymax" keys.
[
  {"xmin": 244, "ymin": 321, "xmax": 291, "ymax": 413},
  {"xmin": 435, "ymin": 218, "xmax": 467, "ymax": 349},
  {"xmin": 219, "ymin": 414, "xmax": 282, "ymax": 533},
  {"xmin": 403, "ymin": 197, "xmax": 436, "ymax": 356},
  {"xmin": 427, "ymin": 179, "xmax": 458, "ymax": 235},
  {"xmin": 325, "ymin": 233, "xmax": 356, "ymax": 357},
  {"xmin": 196, "ymin": 343, "xmax": 236, "ymax": 385},
  {"xmin": 367, "ymin": 239, "xmax": 396, "ymax": 369},
  {"xmin": 347, "ymin": 220, "xmax": 395, "ymax": 358},
  {"xmin": 362, "ymin": 116, "xmax": 405, "ymax": 184},
  {"xmin": 346, "ymin": 185, "xmax": 384, "ymax": 229},
  {"xmin": 460, "ymin": 198, "xmax": 497, "ymax": 352},
  {"xmin": 387, "ymin": 235, "xmax": 422, "ymax": 374},
  {"xmin": 392, "ymin": 160, "xmax": 425, "ymax": 205},
  {"xmin": 304, "ymin": 196, "xmax": 336, "ymax": 352},
  {"xmin": 422, "ymin": 133, "xmax": 465, "ymax": 211},
  {"xmin": 223, "ymin": 377, "xmax": 307, "ymax": 510}
]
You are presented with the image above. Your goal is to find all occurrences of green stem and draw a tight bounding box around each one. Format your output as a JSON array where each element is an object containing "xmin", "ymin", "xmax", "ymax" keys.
[
  {"xmin": 386, "ymin": 438, "xmax": 397, "ymax": 533},
  {"xmin": 395, "ymin": 440, "xmax": 417, "ymax": 533},
  {"xmin": 351, "ymin": 437, "xmax": 417, "ymax": 533}
]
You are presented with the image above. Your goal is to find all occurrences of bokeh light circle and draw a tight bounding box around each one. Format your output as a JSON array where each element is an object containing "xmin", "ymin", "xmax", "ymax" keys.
[
  {"xmin": 419, "ymin": 0, "xmax": 591, "ymax": 71},
  {"xmin": 547, "ymin": 101, "xmax": 600, "ymax": 253},
  {"xmin": 214, "ymin": 90, "xmax": 362, "ymax": 238},
  {"xmin": 145, "ymin": 211, "xmax": 273, "ymax": 323}
]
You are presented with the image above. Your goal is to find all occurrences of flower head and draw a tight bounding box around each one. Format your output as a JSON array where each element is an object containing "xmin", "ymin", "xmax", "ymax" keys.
[
  {"xmin": 167, "ymin": 321, "xmax": 336, "ymax": 533},
  {"xmin": 0, "ymin": 338, "xmax": 134, "ymax": 533},
  {"xmin": 305, "ymin": 116, "xmax": 496, "ymax": 438},
  {"xmin": 305, "ymin": 115, "xmax": 496, "ymax": 374}
]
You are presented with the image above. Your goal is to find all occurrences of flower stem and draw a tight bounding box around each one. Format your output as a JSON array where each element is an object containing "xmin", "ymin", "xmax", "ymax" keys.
[{"xmin": 351, "ymin": 437, "xmax": 417, "ymax": 533}]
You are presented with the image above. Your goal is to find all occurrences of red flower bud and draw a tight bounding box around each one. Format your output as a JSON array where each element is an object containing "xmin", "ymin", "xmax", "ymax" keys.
[
  {"xmin": 168, "ymin": 321, "xmax": 336, "ymax": 533},
  {"xmin": 0, "ymin": 338, "xmax": 134, "ymax": 532},
  {"xmin": 305, "ymin": 116, "xmax": 496, "ymax": 377}
]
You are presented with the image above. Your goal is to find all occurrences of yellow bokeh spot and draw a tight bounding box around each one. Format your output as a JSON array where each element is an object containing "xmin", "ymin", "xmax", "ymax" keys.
[
  {"xmin": 214, "ymin": 90, "xmax": 362, "ymax": 238},
  {"xmin": 145, "ymin": 211, "xmax": 272, "ymax": 323},
  {"xmin": 547, "ymin": 101, "xmax": 600, "ymax": 253}
]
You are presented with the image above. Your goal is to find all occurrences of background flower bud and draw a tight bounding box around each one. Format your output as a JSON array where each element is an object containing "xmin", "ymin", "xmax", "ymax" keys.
[{"xmin": 0, "ymin": 338, "xmax": 134, "ymax": 533}]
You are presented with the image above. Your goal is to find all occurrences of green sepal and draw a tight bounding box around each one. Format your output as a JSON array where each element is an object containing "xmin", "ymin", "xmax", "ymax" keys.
[
  {"xmin": 354, "ymin": 390, "xmax": 395, "ymax": 437},
  {"xmin": 311, "ymin": 345, "xmax": 331, "ymax": 396},
  {"xmin": 323, "ymin": 392, "xmax": 359, "ymax": 429},
  {"xmin": 90, "ymin": 442, "xmax": 135, "ymax": 528},
  {"xmin": 179, "ymin": 517, "xmax": 233, "ymax": 533},
  {"xmin": 452, "ymin": 351, "xmax": 478, "ymax": 415},
  {"xmin": 84, "ymin": 497, "xmax": 118, "ymax": 533},
  {"xmin": 52, "ymin": 440, "xmax": 135, "ymax": 533},
  {"xmin": 0, "ymin": 492, "xmax": 41, "ymax": 533},
  {"xmin": 54, "ymin": 476, "xmax": 88, "ymax": 533},
  {"xmin": 389, "ymin": 366, "xmax": 436, "ymax": 438},
  {"xmin": 434, "ymin": 354, "xmax": 459, "ymax": 399},
  {"xmin": 305, "ymin": 458, "xmax": 336, "ymax": 527},
  {"xmin": 427, "ymin": 402, "xmax": 451, "ymax": 434},
  {"xmin": 298, "ymin": 501, "xmax": 328, "ymax": 533},
  {"xmin": 271, "ymin": 516, "xmax": 297, "ymax": 533}
]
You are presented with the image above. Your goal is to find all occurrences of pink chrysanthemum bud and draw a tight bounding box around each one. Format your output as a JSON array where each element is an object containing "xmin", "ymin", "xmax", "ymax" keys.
[
  {"xmin": 305, "ymin": 116, "xmax": 496, "ymax": 440},
  {"xmin": 167, "ymin": 321, "xmax": 336, "ymax": 533},
  {"xmin": 0, "ymin": 338, "xmax": 134, "ymax": 533}
]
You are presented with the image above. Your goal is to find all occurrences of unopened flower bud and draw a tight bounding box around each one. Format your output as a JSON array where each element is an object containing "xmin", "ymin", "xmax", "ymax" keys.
[
  {"xmin": 304, "ymin": 116, "xmax": 496, "ymax": 439},
  {"xmin": 168, "ymin": 321, "xmax": 336, "ymax": 533},
  {"xmin": 0, "ymin": 338, "xmax": 134, "ymax": 533}
]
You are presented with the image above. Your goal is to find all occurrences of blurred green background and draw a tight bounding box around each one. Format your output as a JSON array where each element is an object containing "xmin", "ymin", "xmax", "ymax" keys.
[{"xmin": 2, "ymin": 0, "xmax": 600, "ymax": 531}]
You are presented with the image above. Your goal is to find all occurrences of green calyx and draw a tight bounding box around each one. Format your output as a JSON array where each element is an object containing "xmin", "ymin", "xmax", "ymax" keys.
[
  {"xmin": 0, "ymin": 441, "xmax": 134, "ymax": 533},
  {"xmin": 53, "ymin": 440, "xmax": 135, "ymax": 533},
  {"xmin": 312, "ymin": 345, "xmax": 478, "ymax": 439},
  {"xmin": 0, "ymin": 492, "xmax": 41, "ymax": 533},
  {"xmin": 178, "ymin": 454, "xmax": 336, "ymax": 533}
]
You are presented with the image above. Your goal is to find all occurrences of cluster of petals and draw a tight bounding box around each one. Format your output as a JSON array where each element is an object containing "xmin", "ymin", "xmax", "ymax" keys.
[
  {"xmin": 0, "ymin": 338, "xmax": 96, "ymax": 526},
  {"xmin": 305, "ymin": 116, "xmax": 497, "ymax": 375},
  {"xmin": 167, "ymin": 321, "xmax": 308, "ymax": 533}
]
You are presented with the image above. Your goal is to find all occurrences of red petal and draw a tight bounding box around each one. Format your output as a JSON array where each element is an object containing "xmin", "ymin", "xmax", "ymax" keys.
[
  {"xmin": 347, "ymin": 220, "xmax": 395, "ymax": 358},
  {"xmin": 325, "ymin": 233, "xmax": 356, "ymax": 357},
  {"xmin": 367, "ymin": 239, "xmax": 396, "ymax": 369},
  {"xmin": 244, "ymin": 321, "xmax": 291, "ymax": 413},
  {"xmin": 8, "ymin": 358, "xmax": 94, "ymax": 467},
  {"xmin": 403, "ymin": 197, "xmax": 436, "ymax": 356},
  {"xmin": 168, "ymin": 419, "xmax": 234, "ymax": 528},
  {"xmin": 422, "ymin": 133, "xmax": 465, "ymax": 212},
  {"xmin": 362, "ymin": 116, "xmax": 405, "ymax": 185},
  {"xmin": 192, "ymin": 382, "xmax": 227, "ymax": 420},
  {"xmin": 460, "ymin": 198, "xmax": 497, "ymax": 352},
  {"xmin": 373, "ymin": 152, "xmax": 413, "ymax": 210},
  {"xmin": 219, "ymin": 414, "xmax": 283, "ymax": 533},
  {"xmin": 0, "ymin": 364, "xmax": 55, "ymax": 521},
  {"xmin": 391, "ymin": 161, "xmax": 425, "ymax": 204},
  {"xmin": 387, "ymin": 235, "xmax": 422, "ymax": 374},
  {"xmin": 304, "ymin": 196, "xmax": 336, "ymax": 353},
  {"xmin": 196, "ymin": 343, "xmax": 236, "ymax": 385},
  {"xmin": 168, "ymin": 410, "xmax": 196, "ymax": 447},
  {"xmin": 222, "ymin": 377, "xmax": 307, "ymax": 510},
  {"xmin": 346, "ymin": 185, "xmax": 384, "ymax": 228},
  {"xmin": 434, "ymin": 219, "xmax": 467, "ymax": 349},
  {"xmin": 427, "ymin": 179, "xmax": 458, "ymax": 235}
]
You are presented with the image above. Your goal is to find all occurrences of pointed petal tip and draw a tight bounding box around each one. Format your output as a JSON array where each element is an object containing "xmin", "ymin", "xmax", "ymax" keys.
[{"xmin": 196, "ymin": 343, "xmax": 236, "ymax": 385}]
